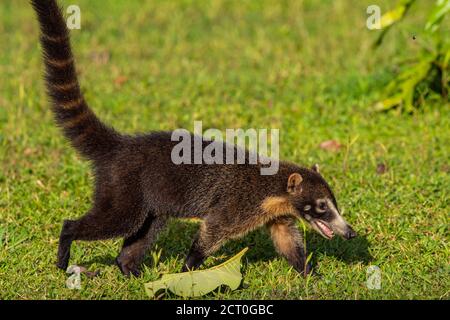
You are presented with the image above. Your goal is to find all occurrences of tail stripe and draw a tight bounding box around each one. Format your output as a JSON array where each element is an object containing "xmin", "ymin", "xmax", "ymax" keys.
[
  {"xmin": 51, "ymin": 80, "xmax": 79, "ymax": 92},
  {"xmin": 47, "ymin": 57, "xmax": 74, "ymax": 68},
  {"xmin": 60, "ymin": 97, "xmax": 84, "ymax": 109},
  {"xmin": 63, "ymin": 111, "xmax": 91, "ymax": 128}
]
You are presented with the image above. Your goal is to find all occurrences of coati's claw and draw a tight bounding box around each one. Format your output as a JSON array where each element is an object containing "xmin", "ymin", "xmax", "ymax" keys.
[
  {"xmin": 304, "ymin": 262, "xmax": 313, "ymax": 277},
  {"xmin": 56, "ymin": 261, "xmax": 68, "ymax": 271},
  {"xmin": 181, "ymin": 264, "xmax": 198, "ymax": 273},
  {"xmin": 129, "ymin": 268, "xmax": 141, "ymax": 277},
  {"xmin": 295, "ymin": 261, "xmax": 313, "ymax": 277},
  {"xmin": 115, "ymin": 257, "xmax": 141, "ymax": 277}
]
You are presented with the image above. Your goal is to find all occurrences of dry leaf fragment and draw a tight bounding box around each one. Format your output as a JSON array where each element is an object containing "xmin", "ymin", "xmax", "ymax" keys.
[
  {"xmin": 24, "ymin": 148, "xmax": 34, "ymax": 156},
  {"xmin": 319, "ymin": 140, "xmax": 342, "ymax": 152},
  {"xmin": 376, "ymin": 163, "xmax": 387, "ymax": 174},
  {"xmin": 114, "ymin": 75, "xmax": 128, "ymax": 86},
  {"xmin": 36, "ymin": 179, "xmax": 46, "ymax": 189}
]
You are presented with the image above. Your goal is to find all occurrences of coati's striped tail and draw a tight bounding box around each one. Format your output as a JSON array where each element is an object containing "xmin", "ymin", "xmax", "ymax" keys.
[{"xmin": 31, "ymin": 0, "xmax": 121, "ymax": 160}]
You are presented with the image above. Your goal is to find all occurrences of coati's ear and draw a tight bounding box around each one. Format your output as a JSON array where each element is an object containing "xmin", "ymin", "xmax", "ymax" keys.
[
  {"xmin": 311, "ymin": 163, "xmax": 320, "ymax": 173},
  {"xmin": 287, "ymin": 173, "xmax": 303, "ymax": 194}
]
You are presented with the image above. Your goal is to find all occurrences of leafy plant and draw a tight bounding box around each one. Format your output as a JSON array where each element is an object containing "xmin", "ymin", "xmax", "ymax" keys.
[
  {"xmin": 374, "ymin": 0, "xmax": 449, "ymax": 112},
  {"xmin": 145, "ymin": 248, "xmax": 248, "ymax": 299}
]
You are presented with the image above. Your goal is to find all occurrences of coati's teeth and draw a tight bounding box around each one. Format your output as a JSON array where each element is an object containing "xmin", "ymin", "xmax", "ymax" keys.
[{"xmin": 316, "ymin": 220, "xmax": 334, "ymax": 239}]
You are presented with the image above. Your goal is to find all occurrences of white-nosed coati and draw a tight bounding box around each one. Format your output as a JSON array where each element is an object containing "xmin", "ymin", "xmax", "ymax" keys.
[{"xmin": 31, "ymin": 0, "xmax": 357, "ymax": 277}]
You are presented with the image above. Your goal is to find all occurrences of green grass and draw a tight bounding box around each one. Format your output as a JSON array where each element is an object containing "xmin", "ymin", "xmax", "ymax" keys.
[{"xmin": 0, "ymin": 0, "xmax": 448, "ymax": 299}]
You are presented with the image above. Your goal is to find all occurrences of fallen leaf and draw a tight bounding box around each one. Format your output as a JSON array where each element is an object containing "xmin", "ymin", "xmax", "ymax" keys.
[
  {"xmin": 36, "ymin": 179, "xmax": 46, "ymax": 189},
  {"xmin": 24, "ymin": 148, "xmax": 34, "ymax": 156},
  {"xmin": 145, "ymin": 247, "xmax": 248, "ymax": 299},
  {"xmin": 75, "ymin": 265, "xmax": 87, "ymax": 273},
  {"xmin": 84, "ymin": 270, "xmax": 101, "ymax": 278},
  {"xmin": 319, "ymin": 140, "xmax": 342, "ymax": 152},
  {"xmin": 114, "ymin": 75, "xmax": 128, "ymax": 86}
]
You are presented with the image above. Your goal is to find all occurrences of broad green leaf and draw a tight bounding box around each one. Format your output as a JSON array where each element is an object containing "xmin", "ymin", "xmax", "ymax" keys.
[
  {"xmin": 375, "ymin": 57, "xmax": 434, "ymax": 111},
  {"xmin": 145, "ymin": 247, "xmax": 248, "ymax": 298},
  {"xmin": 425, "ymin": 0, "xmax": 450, "ymax": 33}
]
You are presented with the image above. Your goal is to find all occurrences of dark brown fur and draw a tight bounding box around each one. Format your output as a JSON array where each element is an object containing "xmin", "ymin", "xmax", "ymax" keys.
[{"xmin": 32, "ymin": 0, "xmax": 354, "ymax": 277}]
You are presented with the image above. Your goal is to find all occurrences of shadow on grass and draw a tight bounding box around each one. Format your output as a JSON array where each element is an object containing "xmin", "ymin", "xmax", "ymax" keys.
[
  {"xmin": 307, "ymin": 233, "xmax": 372, "ymax": 265},
  {"xmin": 80, "ymin": 218, "xmax": 372, "ymax": 270},
  {"xmin": 81, "ymin": 254, "xmax": 117, "ymax": 267},
  {"xmin": 154, "ymin": 219, "xmax": 372, "ymax": 268}
]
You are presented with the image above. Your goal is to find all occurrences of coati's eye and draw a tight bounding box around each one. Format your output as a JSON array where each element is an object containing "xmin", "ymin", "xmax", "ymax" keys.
[{"xmin": 317, "ymin": 200, "xmax": 327, "ymax": 212}]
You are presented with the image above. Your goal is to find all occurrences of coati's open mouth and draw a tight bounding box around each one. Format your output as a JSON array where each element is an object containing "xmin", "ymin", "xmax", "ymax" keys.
[{"xmin": 314, "ymin": 220, "xmax": 334, "ymax": 239}]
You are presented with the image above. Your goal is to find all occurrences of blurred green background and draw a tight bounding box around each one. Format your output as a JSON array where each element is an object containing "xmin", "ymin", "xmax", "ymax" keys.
[{"xmin": 0, "ymin": 0, "xmax": 448, "ymax": 299}]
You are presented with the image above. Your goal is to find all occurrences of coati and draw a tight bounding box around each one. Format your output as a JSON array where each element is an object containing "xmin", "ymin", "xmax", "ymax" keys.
[{"xmin": 31, "ymin": 0, "xmax": 357, "ymax": 277}]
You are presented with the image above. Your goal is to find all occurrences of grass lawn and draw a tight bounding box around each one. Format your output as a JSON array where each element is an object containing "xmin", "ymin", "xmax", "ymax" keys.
[{"xmin": 0, "ymin": 0, "xmax": 448, "ymax": 299}]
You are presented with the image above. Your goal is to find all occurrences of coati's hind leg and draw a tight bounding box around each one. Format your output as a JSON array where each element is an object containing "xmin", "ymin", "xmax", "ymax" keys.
[
  {"xmin": 116, "ymin": 215, "xmax": 167, "ymax": 277},
  {"xmin": 57, "ymin": 213, "xmax": 124, "ymax": 270},
  {"xmin": 56, "ymin": 206, "xmax": 143, "ymax": 271},
  {"xmin": 57, "ymin": 219, "xmax": 76, "ymax": 270},
  {"xmin": 268, "ymin": 217, "xmax": 311, "ymax": 276}
]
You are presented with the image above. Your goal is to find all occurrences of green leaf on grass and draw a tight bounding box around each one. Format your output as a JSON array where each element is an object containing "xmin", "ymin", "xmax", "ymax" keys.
[
  {"xmin": 374, "ymin": 55, "xmax": 435, "ymax": 112},
  {"xmin": 144, "ymin": 247, "xmax": 248, "ymax": 298}
]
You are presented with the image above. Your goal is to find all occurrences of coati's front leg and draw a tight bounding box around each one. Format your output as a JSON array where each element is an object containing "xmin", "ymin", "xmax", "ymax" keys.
[
  {"xmin": 182, "ymin": 215, "xmax": 312, "ymax": 276},
  {"xmin": 268, "ymin": 217, "xmax": 312, "ymax": 276},
  {"xmin": 116, "ymin": 216, "xmax": 167, "ymax": 277},
  {"xmin": 181, "ymin": 221, "xmax": 227, "ymax": 272}
]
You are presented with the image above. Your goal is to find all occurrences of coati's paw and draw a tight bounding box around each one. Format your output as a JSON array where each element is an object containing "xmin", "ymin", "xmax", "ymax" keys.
[
  {"xmin": 295, "ymin": 262, "xmax": 313, "ymax": 277},
  {"xmin": 180, "ymin": 264, "xmax": 198, "ymax": 273},
  {"xmin": 303, "ymin": 262, "xmax": 313, "ymax": 277},
  {"xmin": 56, "ymin": 261, "xmax": 68, "ymax": 271},
  {"xmin": 115, "ymin": 257, "xmax": 141, "ymax": 277}
]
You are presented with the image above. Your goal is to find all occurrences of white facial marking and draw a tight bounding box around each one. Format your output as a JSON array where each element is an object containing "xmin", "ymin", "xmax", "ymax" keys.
[
  {"xmin": 326, "ymin": 198, "xmax": 349, "ymax": 234},
  {"xmin": 304, "ymin": 205, "xmax": 311, "ymax": 211},
  {"xmin": 316, "ymin": 199, "xmax": 327, "ymax": 213},
  {"xmin": 326, "ymin": 198, "xmax": 339, "ymax": 216}
]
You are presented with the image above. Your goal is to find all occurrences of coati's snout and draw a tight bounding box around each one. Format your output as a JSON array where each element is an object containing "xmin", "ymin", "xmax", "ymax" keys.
[
  {"xmin": 287, "ymin": 164, "xmax": 357, "ymax": 241},
  {"xmin": 302, "ymin": 198, "xmax": 357, "ymax": 240}
]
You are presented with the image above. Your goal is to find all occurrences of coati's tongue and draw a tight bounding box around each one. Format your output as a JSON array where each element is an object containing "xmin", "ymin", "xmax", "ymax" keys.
[{"xmin": 316, "ymin": 220, "xmax": 333, "ymax": 238}]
